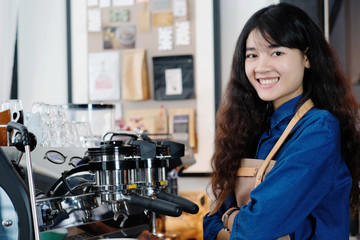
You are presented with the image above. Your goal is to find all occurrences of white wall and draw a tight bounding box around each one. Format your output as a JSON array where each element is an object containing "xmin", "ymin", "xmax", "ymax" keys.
[
  {"xmin": 18, "ymin": 0, "xmax": 68, "ymax": 112},
  {"xmin": 0, "ymin": 0, "xmax": 18, "ymax": 104},
  {"xmin": 189, "ymin": 0, "xmax": 215, "ymax": 173},
  {"xmin": 71, "ymin": 0, "xmax": 88, "ymax": 104}
]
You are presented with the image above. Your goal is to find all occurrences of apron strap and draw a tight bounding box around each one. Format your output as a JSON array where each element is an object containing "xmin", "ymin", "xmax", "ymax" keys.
[{"xmin": 254, "ymin": 99, "xmax": 314, "ymax": 187}]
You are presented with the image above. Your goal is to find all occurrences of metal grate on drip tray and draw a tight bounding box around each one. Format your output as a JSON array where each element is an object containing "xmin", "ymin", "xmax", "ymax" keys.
[{"xmin": 65, "ymin": 232, "xmax": 95, "ymax": 240}]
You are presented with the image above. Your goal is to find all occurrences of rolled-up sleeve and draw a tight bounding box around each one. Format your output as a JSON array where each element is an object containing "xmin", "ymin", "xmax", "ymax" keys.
[{"xmin": 203, "ymin": 195, "xmax": 236, "ymax": 240}]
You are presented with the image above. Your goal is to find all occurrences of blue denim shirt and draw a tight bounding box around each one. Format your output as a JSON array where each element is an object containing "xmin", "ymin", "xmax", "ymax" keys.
[{"xmin": 203, "ymin": 96, "xmax": 352, "ymax": 240}]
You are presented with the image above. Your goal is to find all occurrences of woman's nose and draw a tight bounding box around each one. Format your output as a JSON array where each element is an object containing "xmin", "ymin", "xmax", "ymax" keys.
[{"xmin": 255, "ymin": 56, "xmax": 272, "ymax": 73}]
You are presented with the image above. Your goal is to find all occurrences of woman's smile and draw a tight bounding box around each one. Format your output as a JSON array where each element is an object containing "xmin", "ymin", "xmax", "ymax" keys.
[{"xmin": 257, "ymin": 77, "xmax": 279, "ymax": 86}]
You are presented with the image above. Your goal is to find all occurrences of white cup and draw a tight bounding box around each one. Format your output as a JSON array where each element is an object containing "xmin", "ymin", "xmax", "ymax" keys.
[{"xmin": 1, "ymin": 99, "xmax": 23, "ymax": 123}]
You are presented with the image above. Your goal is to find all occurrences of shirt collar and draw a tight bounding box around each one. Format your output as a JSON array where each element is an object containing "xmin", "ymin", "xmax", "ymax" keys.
[{"xmin": 270, "ymin": 95, "xmax": 302, "ymax": 129}]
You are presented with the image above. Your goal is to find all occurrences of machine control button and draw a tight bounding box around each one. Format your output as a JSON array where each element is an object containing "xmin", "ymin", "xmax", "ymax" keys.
[{"xmin": 2, "ymin": 220, "xmax": 13, "ymax": 227}]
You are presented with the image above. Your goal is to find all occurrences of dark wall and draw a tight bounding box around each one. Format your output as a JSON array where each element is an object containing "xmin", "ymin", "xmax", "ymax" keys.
[{"xmin": 281, "ymin": 0, "xmax": 324, "ymax": 32}]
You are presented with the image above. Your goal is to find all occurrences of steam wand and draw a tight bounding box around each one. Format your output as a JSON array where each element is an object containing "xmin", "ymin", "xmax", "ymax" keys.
[
  {"xmin": 6, "ymin": 122, "xmax": 40, "ymax": 240},
  {"xmin": 151, "ymin": 212, "xmax": 157, "ymax": 235}
]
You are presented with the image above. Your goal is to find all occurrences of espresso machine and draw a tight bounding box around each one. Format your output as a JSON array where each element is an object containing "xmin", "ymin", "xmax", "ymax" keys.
[{"xmin": 0, "ymin": 122, "xmax": 199, "ymax": 239}]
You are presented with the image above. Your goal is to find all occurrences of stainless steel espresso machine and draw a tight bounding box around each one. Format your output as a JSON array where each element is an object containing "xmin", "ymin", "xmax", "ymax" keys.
[{"xmin": 0, "ymin": 122, "xmax": 199, "ymax": 240}]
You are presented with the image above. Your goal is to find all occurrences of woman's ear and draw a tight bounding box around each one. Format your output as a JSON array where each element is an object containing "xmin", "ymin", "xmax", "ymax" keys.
[
  {"xmin": 304, "ymin": 48, "xmax": 311, "ymax": 69},
  {"xmin": 305, "ymin": 57, "xmax": 311, "ymax": 69}
]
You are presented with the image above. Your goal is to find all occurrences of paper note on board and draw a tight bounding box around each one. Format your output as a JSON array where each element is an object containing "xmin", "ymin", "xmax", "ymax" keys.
[
  {"xmin": 99, "ymin": 0, "xmax": 111, "ymax": 7},
  {"xmin": 88, "ymin": 8, "xmax": 102, "ymax": 32},
  {"xmin": 173, "ymin": 115, "xmax": 189, "ymax": 141},
  {"xmin": 153, "ymin": 12, "xmax": 174, "ymax": 26},
  {"xmin": 168, "ymin": 108, "xmax": 197, "ymax": 149},
  {"xmin": 152, "ymin": 0, "xmax": 171, "ymax": 10},
  {"xmin": 158, "ymin": 27, "xmax": 173, "ymax": 51},
  {"xmin": 88, "ymin": 0, "xmax": 98, "ymax": 7},
  {"xmin": 173, "ymin": 0, "xmax": 187, "ymax": 17},
  {"xmin": 165, "ymin": 68, "xmax": 183, "ymax": 95},
  {"xmin": 109, "ymin": 9, "xmax": 130, "ymax": 22},
  {"xmin": 88, "ymin": 51, "xmax": 120, "ymax": 101},
  {"xmin": 175, "ymin": 21, "xmax": 190, "ymax": 45},
  {"xmin": 113, "ymin": 0, "xmax": 134, "ymax": 6}
]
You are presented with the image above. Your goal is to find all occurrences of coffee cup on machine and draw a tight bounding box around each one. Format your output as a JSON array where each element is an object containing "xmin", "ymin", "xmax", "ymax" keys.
[
  {"xmin": 1, "ymin": 99, "xmax": 24, "ymax": 124},
  {"xmin": 0, "ymin": 109, "xmax": 11, "ymax": 146}
]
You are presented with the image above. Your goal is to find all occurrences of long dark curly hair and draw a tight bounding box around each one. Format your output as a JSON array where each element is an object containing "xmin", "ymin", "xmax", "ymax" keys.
[{"xmin": 210, "ymin": 3, "xmax": 360, "ymax": 212}]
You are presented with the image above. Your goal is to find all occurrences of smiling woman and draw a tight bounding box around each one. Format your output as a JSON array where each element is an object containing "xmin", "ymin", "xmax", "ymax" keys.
[{"xmin": 204, "ymin": 3, "xmax": 360, "ymax": 240}]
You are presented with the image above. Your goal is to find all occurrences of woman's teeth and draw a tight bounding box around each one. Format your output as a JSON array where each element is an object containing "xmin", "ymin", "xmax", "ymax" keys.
[{"xmin": 259, "ymin": 78, "xmax": 279, "ymax": 85}]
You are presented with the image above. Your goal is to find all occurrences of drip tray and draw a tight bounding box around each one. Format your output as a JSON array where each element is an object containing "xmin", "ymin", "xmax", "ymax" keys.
[
  {"xmin": 65, "ymin": 224, "xmax": 149, "ymax": 239},
  {"xmin": 66, "ymin": 232, "xmax": 95, "ymax": 240}
]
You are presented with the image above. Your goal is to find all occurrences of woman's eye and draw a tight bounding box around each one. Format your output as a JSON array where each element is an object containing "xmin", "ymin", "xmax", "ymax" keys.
[
  {"xmin": 273, "ymin": 51, "xmax": 283, "ymax": 56},
  {"xmin": 246, "ymin": 54, "xmax": 257, "ymax": 58}
]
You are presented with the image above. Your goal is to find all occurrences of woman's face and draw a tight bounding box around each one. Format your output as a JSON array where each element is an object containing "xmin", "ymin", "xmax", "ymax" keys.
[{"xmin": 245, "ymin": 29, "xmax": 310, "ymax": 110}]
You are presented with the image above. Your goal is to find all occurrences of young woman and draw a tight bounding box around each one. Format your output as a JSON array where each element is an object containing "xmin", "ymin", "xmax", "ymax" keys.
[{"xmin": 203, "ymin": 3, "xmax": 360, "ymax": 240}]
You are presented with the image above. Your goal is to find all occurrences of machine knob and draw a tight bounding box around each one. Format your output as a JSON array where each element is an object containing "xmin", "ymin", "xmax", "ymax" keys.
[{"xmin": 2, "ymin": 220, "xmax": 13, "ymax": 227}]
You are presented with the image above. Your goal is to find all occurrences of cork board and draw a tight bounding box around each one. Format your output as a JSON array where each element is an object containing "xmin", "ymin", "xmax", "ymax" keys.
[{"xmin": 86, "ymin": 0, "xmax": 196, "ymax": 104}]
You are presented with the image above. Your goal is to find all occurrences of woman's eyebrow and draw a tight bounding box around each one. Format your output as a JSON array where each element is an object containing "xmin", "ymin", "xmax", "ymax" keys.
[
  {"xmin": 246, "ymin": 47, "xmax": 256, "ymax": 51},
  {"xmin": 246, "ymin": 44, "xmax": 280, "ymax": 51},
  {"xmin": 268, "ymin": 43, "xmax": 281, "ymax": 48}
]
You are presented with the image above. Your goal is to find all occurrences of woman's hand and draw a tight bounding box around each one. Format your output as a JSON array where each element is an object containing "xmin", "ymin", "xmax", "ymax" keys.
[{"xmin": 222, "ymin": 207, "xmax": 240, "ymax": 233}]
